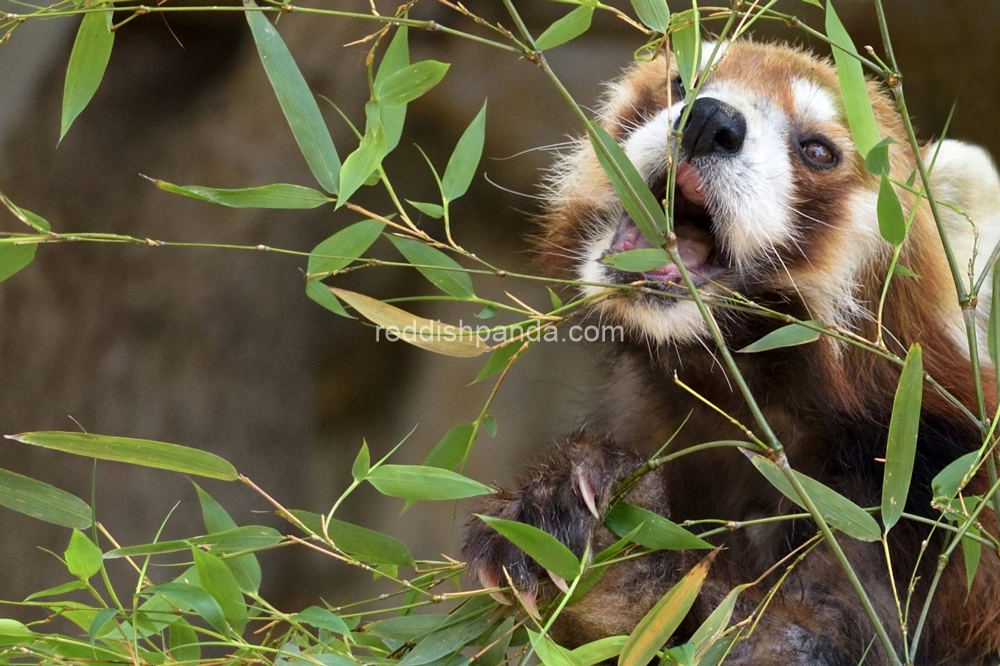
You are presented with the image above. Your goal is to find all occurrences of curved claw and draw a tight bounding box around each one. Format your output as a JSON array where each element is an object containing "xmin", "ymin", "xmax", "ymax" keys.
[
  {"xmin": 574, "ymin": 466, "xmax": 601, "ymax": 519},
  {"xmin": 478, "ymin": 569, "xmax": 512, "ymax": 605}
]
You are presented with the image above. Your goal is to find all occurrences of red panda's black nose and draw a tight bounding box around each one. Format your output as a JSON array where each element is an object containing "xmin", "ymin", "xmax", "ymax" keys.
[{"xmin": 677, "ymin": 97, "xmax": 746, "ymax": 158}]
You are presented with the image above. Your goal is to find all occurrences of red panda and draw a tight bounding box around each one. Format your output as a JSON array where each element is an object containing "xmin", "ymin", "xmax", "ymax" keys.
[{"xmin": 464, "ymin": 41, "xmax": 1000, "ymax": 665}]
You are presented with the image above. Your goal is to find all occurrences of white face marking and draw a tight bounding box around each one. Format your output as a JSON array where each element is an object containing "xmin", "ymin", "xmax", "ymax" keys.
[{"xmin": 791, "ymin": 78, "xmax": 838, "ymax": 125}]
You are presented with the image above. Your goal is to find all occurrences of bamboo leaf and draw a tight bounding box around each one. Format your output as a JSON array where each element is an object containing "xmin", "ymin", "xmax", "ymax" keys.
[
  {"xmin": 146, "ymin": 583, "xmax": 228, "ymax": 637},
  {"xmin": 963, "ymin": 526, "xmax": 982, "ymax": 592},
  {"xmin": 295, "ymin": 607, "xmax": 350, "ymax": 636},
  {"xmin": 305, "ymin": 280, "xmax": 350, "ymax": 318},
  {"xmin": 478, "ymin": 515, "xmax": 582, "ymax": 581},
  {"xmin": 825, "ymin": 1, "xmax": 880, "ymax": 157},
  {"xmin": 61, "ymin": 7, "xmax": 114, "ymax": 141},
  {"xmin": 528, "ymin": 630, "xmax": 580, "ymax": 666},
  {"xmin": 245, "ymin": 1, "xmax": 341, "ymax": 193},
  {"xmin": 631, "ymin": 0, "xmax": 669, "ymax": 32},
  {"xmin": 932, "ymin": 451, "xmax": 979, "ymax": 501},
  {"xmin": 0, "ymin": 245, "xmax": 36, "ymax": 284},
  {"xmin": 407, "ymin": 200, "xmax": 444, "ymax": 219},
  {"xmin": 865, "ymin": 137, "xmax": 895, "ymax": 176},
  {"xmin": 605, "ymin": 502, "xmax": 712, "ymax": 550},
  {"xmin": 877, "ymin": 174, "xmax": 906, "ymax": 246},
  {"xmin": 7, "ymin": 432, "xmax": 238, "ymax": 481},
  {"xmin": 388, "ymin": 235, "xmax": 475, "ymax": 299},
  {"xmin": 689, "ymin": 584, "xmax": 748, "ymax": 657},
  {"xmin": 602, "ymin": 248, "xmax": 671, "ymax": 273},
  {"xmin": 329, "ymin": 287, "xmax": 489, "ymax": 357},
  {"xmin": 168, "ymin": 619, "xmax": 201, "ymax": 663},
  {"xmin": 536, "ymin": 6, "xmax": 594, "ymax": 51},
  {"xmin": 367, "ymin": 465, "xmax": 492, "ymax": 501},
  {"xmin": 151, "ymin": 180, "xmax": 332, "ymax": 209},
  {"xmin": 747, "ymin": 452, "xmax": 881, "ymax": 541},
  {"xmin": 738, "ymin": 322, "xmax": 822, "ymax": 353},
  {"xmin": 399, "ymin": 612, "xmax": 494, "ymax": 666},
  {"xmin": 671, "ymin": 10, "xmax": 700, "ymax": 94},
  {"xmin": 375, "ymin": 26, "xmax": 410, "ymax": 154},
  {"xmin": 307, "ymin": 219, "xmax": 385, "ymax": 277},
  {"xmin": 288, "ymin": 510, "xmax": 415, "ymax": 567},
  {"xmin": 618, "ymin": 551, "xmax": 716, "ymax": 666},
  {"xmin": 192, "ymin": 548, "xmax": 247, "ymax": 635},
  {"xmin": 338, "ymin": 103, "xmax": 387, "ymax": 206},
  {"xmin": 351, "ymin": 441, "xmax": 370, "ymax": 481},
  {"xmin": 442, "ymin": 101, "xmax": 488, "ymax": 202},
  {"xmin": 882, "ymin": 344, "xmax": 923, "ymax": 531},
  {"xmin": 0, "ymin": 467, "xmax": 91, "ymax": 529},
  {"xmin": 423, "ymin": 423, "xmax": 476, "ymax": 471},
  {"xmin": 65, "ymin": 530, "xmax": 104, "ymax": 580},
  {"xmin": 587, "ymin": 122, "xmax": 665, "ymax": 244},
  {"xmin": 376, "ymin": 61, "xmax": 450, "ymax": 107},
  {"xmin": 572, "ymin": 636, "xmax": 628, "ymax": 666}
]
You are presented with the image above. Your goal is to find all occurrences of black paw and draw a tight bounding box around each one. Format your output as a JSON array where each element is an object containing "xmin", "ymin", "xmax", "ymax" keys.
[{"xmin": 463, "ymin": 431, "xmax": 644, "ymax": 613}]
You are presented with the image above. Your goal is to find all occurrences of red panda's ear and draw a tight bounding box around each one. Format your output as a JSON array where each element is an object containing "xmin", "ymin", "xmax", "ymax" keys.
[
  {"xmin": 926, "ymin": 140, "xmax": 1000, "ymax": 225},
  {"xmin": 924, "ymin": 140, "xmax": 1000, "ymax": 284}
]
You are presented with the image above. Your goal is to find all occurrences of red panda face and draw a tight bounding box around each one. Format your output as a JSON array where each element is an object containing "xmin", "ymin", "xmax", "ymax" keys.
[{"xmin": 543, "ymin": 41, "xmax": 1000, "ymax": 357}]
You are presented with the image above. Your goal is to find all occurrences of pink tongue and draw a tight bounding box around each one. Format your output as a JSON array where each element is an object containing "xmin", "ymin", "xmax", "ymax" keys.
[{"xmin": 675, "ymin": 225, "xmax": 713, "ymax": 268}]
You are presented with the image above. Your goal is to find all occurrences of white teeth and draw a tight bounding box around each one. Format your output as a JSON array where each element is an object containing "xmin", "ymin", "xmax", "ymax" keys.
[
  {"xmin": 547, "ymin": 571, "xmax": 570, "ymax": 594},
  {"xmin": 574, "ymin": 467, "xmax": 601, "ymax": 519}
]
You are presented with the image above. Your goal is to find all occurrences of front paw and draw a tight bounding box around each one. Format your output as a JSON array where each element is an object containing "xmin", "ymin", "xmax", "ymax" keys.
[{"xmin": 463, "ymin": 431, "xmax": 644, "ymax": 612}]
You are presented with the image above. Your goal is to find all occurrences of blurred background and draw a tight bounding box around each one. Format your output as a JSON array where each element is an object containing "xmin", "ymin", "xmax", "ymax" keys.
[{"xmin": 0, "ymin": 0, "xmax": 997, "ymax": 615}]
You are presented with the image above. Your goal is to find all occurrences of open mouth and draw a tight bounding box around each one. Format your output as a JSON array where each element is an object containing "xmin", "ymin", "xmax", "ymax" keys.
[{"xmin": 603, "ymin": 162, "xmax": 727, "ymax": 287}]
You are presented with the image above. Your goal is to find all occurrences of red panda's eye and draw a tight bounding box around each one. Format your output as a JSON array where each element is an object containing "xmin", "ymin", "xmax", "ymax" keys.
[{"xmin": 799, "ymin": 138, "xmax": 838, "ymax": 170}]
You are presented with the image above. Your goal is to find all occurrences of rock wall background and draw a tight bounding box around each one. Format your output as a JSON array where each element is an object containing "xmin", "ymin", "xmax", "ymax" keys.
[{"xmin": 0, "ymin": 0, "xmax": 996, "ymax": 613}]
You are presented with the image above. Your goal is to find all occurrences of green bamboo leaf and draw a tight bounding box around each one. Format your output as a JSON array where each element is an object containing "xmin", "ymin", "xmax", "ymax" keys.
[
  {"xmin": 0, "ymin": 619, "xmax": 34, "ymax": 646},
  {"xmin": 963, "ymin": 526, "xmax": 982, "ymax": 592},
  {"xmin": 877, "ymin": 174, "xmax": 906, "ymax": 246},
  {"xmin": 192, "ymin": 548, "xmax": 247, "ymax": 635},
  {"xmin": 618, "ymin": 551, "xmax": 716, "ymax": 666},
  {"xmin": 475, "ymin": 332, "xmax": 532, "ymax": 382},
  {"xmin": 689, "ymin": 584, "xmax": 748, "ymax": 657},
  {"xmin": 442, "ymin": 101, "xmax": 488, "ymax": 202},
  {"xmin": 307, "ymin": 219, "xmax": 386, "ymax": 276},
  {"xmin": 104, "ymin": 526, "xmax": 282, "ymax": 559},
  {"xmin": 351, "ymin": 441, "xmax": 370, "ymax": 481},
  {"xmin": 991, "ymin": 268, "xmax": 1000, "ymax": 368},
  {"xmin": 825, "ymin": 1, "xmax": 880, "ymax": 157},
  {"xmin": 588, "ymin": 122, "xmax": 665, "ymax": 244},
  {"xmin": 61, "ymin": 7, "xmax": 114, "ymax": 141},
  {"xmin": 605, "ymin": 502, "xmax": 712, "ymax": 550},
  {"xmin": 882, "ymin": 344, "xmax": 923, "ymax": 531},
  {"xmin": 865, "ymin": 137, "xmax": 895, "ymax": 176},
  {"xmin": 528, "ymin": 630, "xmax": 580, "ymax": 666},
  {"xmin": 376, "ymin": 61, "xmax": 450, "ymax": 107},
  {"xmin": 478, "ymin": 515, "xmax": 581, "ymax": 581},
  {"xmin": 631, "ymin": 0, "xmax": 669, "ymax": 32},
  {"xmin": 245, "ymin": 1, "xmax": 341, "ymax": 193},
  {"xmin": 7, "ymin": 432, "xmax": 238, "ymax": 481},
  {"xmin": 375, "ymin": 27, "xmax": 410, "ymax": 154},
  {"xmin": 671, "ymin": 10, "xmax": 700, "ymax": 94},
  {"xmin": 388, "ymin": 235, "xmax": 475, "ymax": 299},
  {"xmin": 24, "ymin": 580, "xmax": 88, "ymax": 601},
  {"xmin": 365, "ymin": 615, "xmax": 448, "ymax": 642},
  {"xmin": 423, "ymin": 424, "xmax": 477, "ymax": 471},
  {"xmin": 932, "ymin": 451, "xmax": 979, "ymax": 501},
  {"xmin": 367, "ymin": 464, "xmax": 493, "ymax": 501},
  {"xmin": 572, "ymin": 636, "xmax": 628, "ymax": 666},
  {"xmin": 746, "ymin": 452, "xmax": 881, "ymax": 541},
  {"xmin": 0, "ymin": 467, "xmax": 91, "ymax": 529},
  {"xmin": 288, "ymin": 510, "xmax": 415, "ymax": 567},
  {"xmin": 329, "ymin": 287, "xmax": 488, "ymax": 358},
  {"xmin": 407, "ymin": 200, "xmax": 444, "ymax": 219},
  {"xmin": 306, "ymin": 280, "xmax": 350, "ymax": 317},
  {"xmin": 0, "ymin": 245, "xmax": 36, "ymax": 284},
  {"xmin": 536, "ymin": 6, "xmax": 594, "ymax": 51},
  {"xmin": 338, "ymin": 103, "xmax": 387, "ymax": 206},
  {"xmin": 893, "ymin": 264, "xmax": 918, "ymax": 278},
  {"xmin": 477, "ymin": 618, "xmax": 516, "ymax": 666},
  {"xmin": 0, "ymin": 193, "xmax": 51, "ymax": 233},
  {"xmin": 295, "ymin": 607, "xmax": 350, "ymax": 636},
  {"xmin": 87, "ymin": 608, "xmax": 118, "ymax": 644},
  {"xmin": 602, "ymin": 248, "xmax": 670, "ymax": 273},
  {"xmin": 146, "ymin": 583, "xmax": 228, "ymax": 637},
  {"xmin": 151, "ymin": 180, "xmax": 332, "ymax": 209},
  {"xmin": 168, "ymin": 619, "xmax": 201, "ymax": 663},
  {"xmin": 399, "ymin": 612, "xmax": 494, "ymax": 666},
  {"xmin": 65, "ymin": 529, "xmax": 103, "ymax": 580},
  {"xmin": 738, "ymin": 322, "xmax": 822, "ymax": 353}
]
